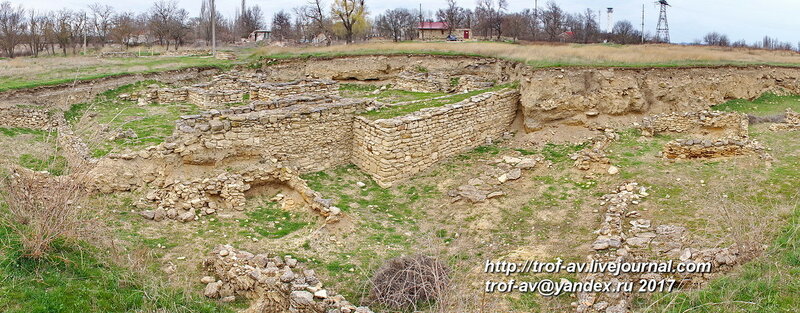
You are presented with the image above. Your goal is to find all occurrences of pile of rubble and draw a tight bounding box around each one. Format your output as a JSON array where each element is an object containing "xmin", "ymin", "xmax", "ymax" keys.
[
  {"xmin": 570, "ymin": 129, "xmax": 619, "ymax": 174},
  {"xmin": 202, "ymin": 245, "xmax": 373, "ymax": 313},
  {"xmin": 117, "ymin": 73, "xmax": 338, "ymax": 109},
  {"xmin": 448, "ymin": 153, "xmax": 545, "ymax": 203},
  {"xmin": 575, "ymin": 182, "xmax": 746, "ymax": 312},
  {"xmin": 138, "ymin": 165, "xmax": 344, "ymax": 223},
  {"xmin": 140, "ymin": 172, "xmax": 248, "ymax": 222},
  {"xmin": 661, "ymin": 137, "xmax": 768, "ymax": 160},
  {"xmin": 769, "ymin": 108, "xmax": 800, "ymax": 131}
]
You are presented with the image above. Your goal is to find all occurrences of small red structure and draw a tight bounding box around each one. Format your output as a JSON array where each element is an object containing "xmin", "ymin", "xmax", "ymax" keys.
[{"xmin": 417, "ymin": 22, "xmax": 472, "ymax": 41}]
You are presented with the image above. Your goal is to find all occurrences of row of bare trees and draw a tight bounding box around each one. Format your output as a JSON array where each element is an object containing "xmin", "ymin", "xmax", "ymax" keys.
[
  {"xmin": 0, "ymin": 0, "xmax": 268, "ymax": 57},
  {"xmin": 696, "ymin": 32, "xmax": 798, "ymax": 51},
  {"xmin": 2, "ymin": 0, "xmax": 799, "ymax": 57}
]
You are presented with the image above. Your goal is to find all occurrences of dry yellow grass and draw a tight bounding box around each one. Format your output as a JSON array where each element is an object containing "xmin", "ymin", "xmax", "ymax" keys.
[{"xmin": 257, "ymin": 41, "xmax": 800, "ymax": 67}]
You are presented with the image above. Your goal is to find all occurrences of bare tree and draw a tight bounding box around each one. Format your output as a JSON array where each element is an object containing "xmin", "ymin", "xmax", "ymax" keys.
[
  {"xmin": 376, "ymin": 8, "xmax": 414, "ymax": 42},
  {"xmin": 475, "ymin": 0, "xmax": 506, "ymax": 39},
  {"xmin": 703, "ymin": 32, "xmax": 730, "ymax": 47},
  {"xmin": 612, "ymin": 20, "xmax": 641, "ymax": 44},
  {"xmin": 69, "ymin": 10, "xmax": 88, "ymax": 54},
  {"xmin": 0, "ymin": 1, "xmax": 26, "ymax": 58},
  {"xmin": 168, "ymin": 8, "xmax": 189, "ymax": 49},
  {"xmin": 436, "ymin": 0, "xmax": 464, "ymax": 35},
  {"xmin": 28, "ymin": 10, "xmax": 45, "ymax": 56},
  {"xmin": 541, "ymin": 1, "xmax": 564, "ymax": 41},
  {"xmin": 331, "ymin": 0, "xmax": 366, "ymax": 44},
  {"xmin": 53, "ymin": 9, "xmax": 72, "ymax": 56},
  {"xmin": 236, "ymin": 4, "xmax": 264, "ymax": 39},
  {"xmin": 271, "ymin": 10, "xmax": 293, "ymax": 41},
  {"xmin": 300, "ymin": 0, "xmax": 332, "ymax": 46},
  {"xmin": 148, "ymin": 0, "xmax": 188, "ymax": 50},
  {"xmin": 109, "ymin": 12, "xmax": 137, "ymax": 47},
  {"xmin": 89, "ymin": 3, "xmax": 114, "ymax": 47}
]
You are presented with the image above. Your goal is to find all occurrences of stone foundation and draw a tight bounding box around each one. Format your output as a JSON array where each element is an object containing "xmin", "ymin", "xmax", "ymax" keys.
[
  {"xmin": 640, "ymin": 110, "xmax": 749, "ymax": 139},
  {"xmin": 769, "ymin": 109, "xmax": 800, "ymax": 131},
  {"xmin": 662, "ymin": 138, "xmax": 765, "ymax": 159},
  {"xmin": 0, "ymin": 107, "xmax": 53, "ymax": 129},
  {"xmin": 352, "ymin": 89, "xmax": 520, "ymax": 187}
]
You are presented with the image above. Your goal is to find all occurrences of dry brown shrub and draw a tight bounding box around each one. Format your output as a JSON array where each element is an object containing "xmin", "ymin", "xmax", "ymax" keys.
[
  {"xmin": 1, "ymin": 166, "xmax": 88, "ymax": 258},
  {"xmin": 368, "ymin": 254, "xmax": 451, "ymax": 310},
  {"xmin": 0, "ymin": 122, "xmax": 97, "ymax": 259}
]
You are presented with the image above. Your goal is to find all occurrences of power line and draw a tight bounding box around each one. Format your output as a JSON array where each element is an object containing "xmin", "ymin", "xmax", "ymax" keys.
[{"xmin": 655, "ymin": 0, "xmax": 670, "ymax": 43}]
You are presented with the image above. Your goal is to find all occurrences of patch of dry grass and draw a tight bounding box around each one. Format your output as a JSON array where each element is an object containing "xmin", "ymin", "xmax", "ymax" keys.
[{"xmin": 256, "ymin": 42, "xmax": 800, "ymax": 67}]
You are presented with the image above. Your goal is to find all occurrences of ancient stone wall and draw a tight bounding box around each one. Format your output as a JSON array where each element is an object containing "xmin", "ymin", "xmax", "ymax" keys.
[
  {"xmin": 170, "ymin": 98, "xmax": 373, "ymax": 171},
  {"xmin": 770, "ymin": 108, "xmax": 800, "ymax": 131},
  {"xmin": 251, "ymin": 79, "xmax": 338, "ymax": 101},
  {"xmin": 352, "ymin": 89, "xmax": 520, "ymax": 187},
  {"xmin": 640, "ymin": 111, "xmax": 749, "ymax": 139},
  {"xmin": 187, "ymin": 88, "xmax": 244, "ymax": 107},
  {"xmin": 0, "ymin": 107, "xmax": 52, "ymax": 129},
  {"xmin": 97, "ymin": 51, "xmax": 138, "ymax": 58},
  {"xmin": 162, "ymin": 49, "xmax": 212, "ymax": 57}
]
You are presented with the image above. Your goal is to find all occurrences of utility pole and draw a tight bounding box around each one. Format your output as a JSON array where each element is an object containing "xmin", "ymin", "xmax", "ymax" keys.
[
  {"xmin": 419, "ymin": 3, "xmax": 423, "ymax": 41},
  {"xmin": 533, "ymin": 0, "xmax": 538, "ymax": 41},
  {"xmin": 641, "ymin": 4, "xmax": 646, "ymax": 43},
  {"xmin": 211, "ymin": 0, "xmax": 217, "ymax": 56}
]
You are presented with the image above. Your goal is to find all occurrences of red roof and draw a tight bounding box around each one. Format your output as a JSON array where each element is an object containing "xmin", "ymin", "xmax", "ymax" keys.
[{"xmin": 418, "ymin": 22, "xmax": 448, "ymax": 30}]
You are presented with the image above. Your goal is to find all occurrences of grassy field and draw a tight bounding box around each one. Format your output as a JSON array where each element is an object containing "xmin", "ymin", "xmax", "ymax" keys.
[
  {"xmin": 0, "ymin": 55, "xmax": 235, "ymax": 92},
  {"xmin": 361, "ymin": 82, "xmax": 518, "ymax": 120},
  {"xmin": 255, "ymin": 42, "xmax": 800, "ymax": 68},
  {"xmin": 66, "ymin": 81, "xmax": 201, "ymax": 157}
]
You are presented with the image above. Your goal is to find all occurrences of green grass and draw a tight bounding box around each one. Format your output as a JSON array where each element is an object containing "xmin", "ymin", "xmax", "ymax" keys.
[
  {"xmin": 0, "ymin": 56, "xmax": 234, "ymax": 93},
  {"xmin": 637, "ymin": 208, "xmax": 800, "ymax": 312},
  {"xmin": 238, "ymin": 203, "xmax": 310, "ymax": 239},
  {"xmin": 713, "ymin": 93, "xmax": 800, "ymax": 116},
  {"xmin": 339, "ymin": 83, "xmax": 448, "ymax": 103},
  {"xmin": 0, "ymin": 226, "xmax": 231, "ymax": 313},
  {"xmin": 18, "ymin": 154, "xmax": 67, "ymax": 176},
  {"xmin": 361, "ymin": 82, "xmax": 518, "ymax": 120},
  {"xmin": 0, "ymin": 127, "xmax": 54, "ymax": 142},
  {"xmin": 65, "ymin": 80, "xmax": 201, "ymax": 157}
]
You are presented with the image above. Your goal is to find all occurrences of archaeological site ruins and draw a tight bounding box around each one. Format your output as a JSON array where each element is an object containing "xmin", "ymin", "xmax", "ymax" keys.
[{"xmin": 2, "ymin": 53, "xmax": 799, "ymax": 313}]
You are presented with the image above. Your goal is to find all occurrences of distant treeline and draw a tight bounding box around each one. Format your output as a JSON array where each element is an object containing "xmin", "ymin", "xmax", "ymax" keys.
[{"xmin": 0, "ymin": 0, "xmax": 797, "ymax": 58}]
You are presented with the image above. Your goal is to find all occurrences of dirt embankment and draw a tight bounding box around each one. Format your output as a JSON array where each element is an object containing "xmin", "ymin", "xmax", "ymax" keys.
[
  {"xmin": 258, "ymin": 54, "xmax": 515, "ymax": 82},
  {"xmin": 258, "ymin": 55, "xmax": 800, "ymax": 133},
  {"xmin": 511, "ymin": 66, "xmax": 800, "ymax": 131}
]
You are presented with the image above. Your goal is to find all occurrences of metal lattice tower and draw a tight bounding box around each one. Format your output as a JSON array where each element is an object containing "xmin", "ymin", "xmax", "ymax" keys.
[{"xmin": 656, "ymin": 0, "xmax": 671, "ymax": 43}]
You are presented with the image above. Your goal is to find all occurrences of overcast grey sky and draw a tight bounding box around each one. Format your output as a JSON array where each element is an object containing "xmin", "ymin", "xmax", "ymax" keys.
[{"xmin": 12, "ymin": 0, "xmax": 800, "ymax": 45}]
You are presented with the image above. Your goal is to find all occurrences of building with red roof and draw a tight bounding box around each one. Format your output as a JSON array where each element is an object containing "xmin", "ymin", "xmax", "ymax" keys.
[{"xmin": 417, "ymin": 22, "xmax": 471, "ymax": 41}]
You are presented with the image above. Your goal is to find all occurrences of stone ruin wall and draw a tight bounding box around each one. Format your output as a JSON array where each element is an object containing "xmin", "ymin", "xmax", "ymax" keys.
[
  {"xmin": 0, "ymin": 107, "xmax": 52, "ymax": 129},
  {"xmin": 166, "ymin": 98, "xmax": 374, "ymax": 172},
  {"xmin": 250, "ymin": 79, "xmax": 338, "ymax": 101},
  {"xmin": 640, "ymin": 110, "xmax": 749, "ymax": 139},
  {"xmin": 352, "ymin": 89, "xmax": 520, "ymax": 187},
  {"xmin": 130, "ymin": 76, "xmax": 339, "ymax": 109},
  {"xmin": 515, "ymin": 67, "xmax": 800, "ymax": 131}
]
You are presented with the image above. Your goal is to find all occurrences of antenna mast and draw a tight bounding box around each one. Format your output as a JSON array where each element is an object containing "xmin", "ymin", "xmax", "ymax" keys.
[
  {"xmin": 641, "ymin": 4, "xmax": 645, "ymax": 43},
  {"xmin": 655, "ymin": 0, "xmax": 670, "ymax": 43}
]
